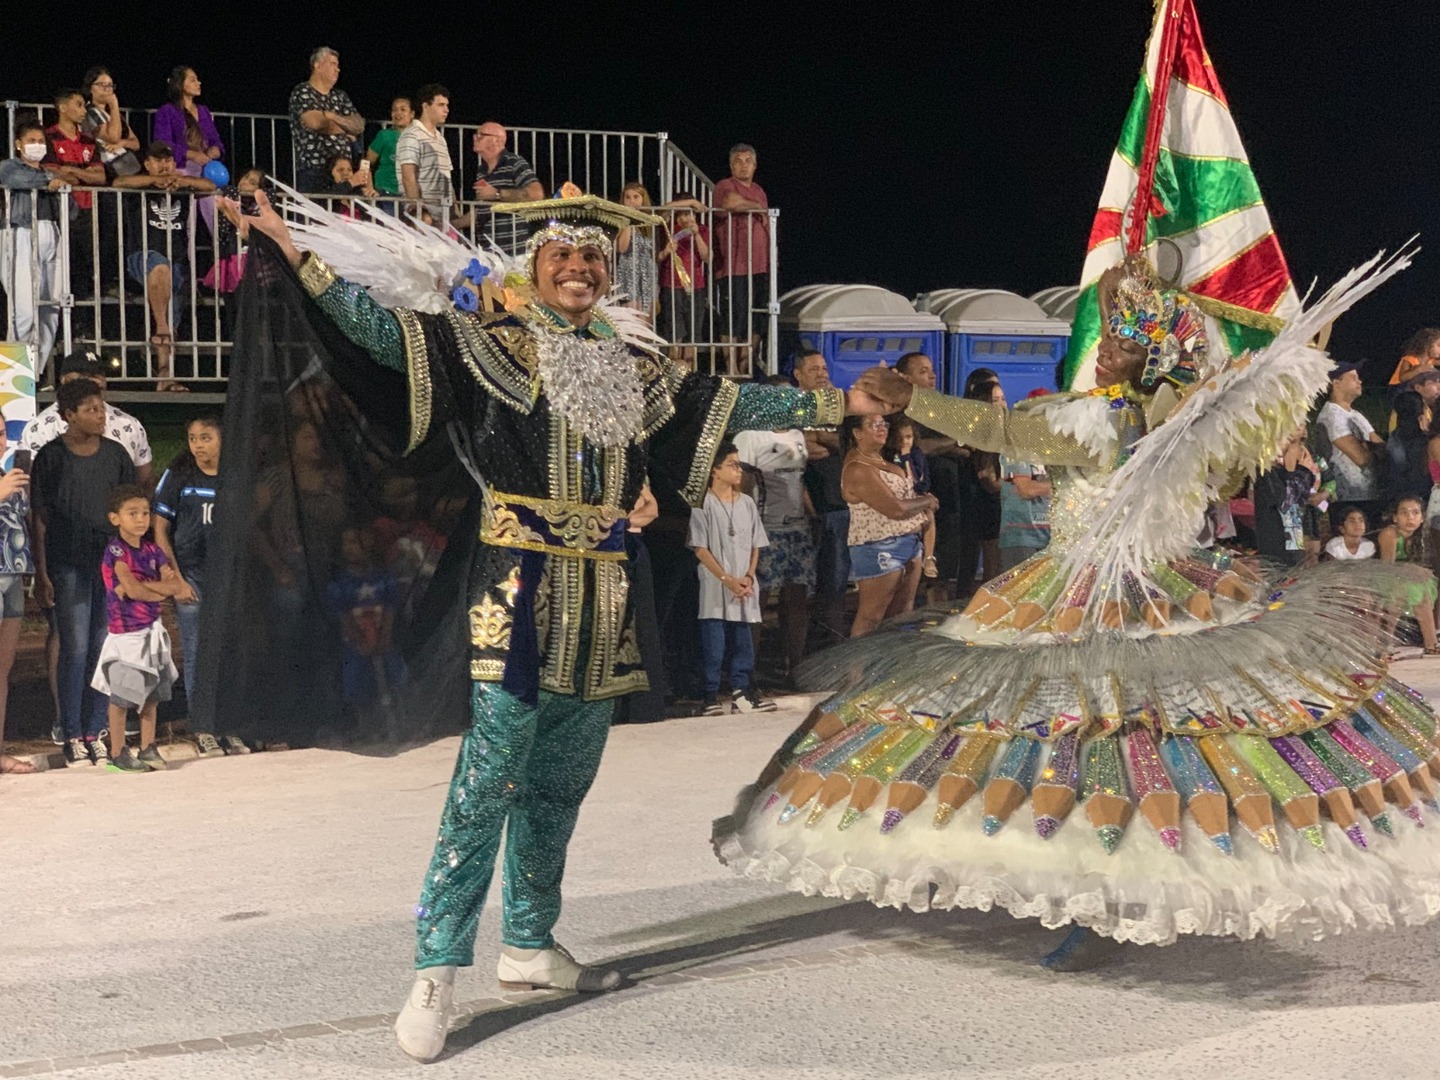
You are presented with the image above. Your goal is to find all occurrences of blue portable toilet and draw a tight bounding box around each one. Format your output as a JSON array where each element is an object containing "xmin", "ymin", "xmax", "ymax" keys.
[
  {"xmin": 779, "ymin": 285, "xmax": 944, "ymax": 390},
  {"xmin": 917, "ymin": 290, "xmax": 1072, "ymax": 400}
]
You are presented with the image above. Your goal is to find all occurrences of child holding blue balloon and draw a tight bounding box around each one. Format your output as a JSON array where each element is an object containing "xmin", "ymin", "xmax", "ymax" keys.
[{"xmin": 203, "ymin": 167, "xmax": 267, "ymax": 295}]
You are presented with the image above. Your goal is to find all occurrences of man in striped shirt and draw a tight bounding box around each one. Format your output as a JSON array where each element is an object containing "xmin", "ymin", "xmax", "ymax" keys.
[
  {"xmin": 396, "ymin": 84, "xmax": 455, "ymax": 227},
  {"xmin": 467, "ymin": 122, "xmax": 543, "ymax": 251}
]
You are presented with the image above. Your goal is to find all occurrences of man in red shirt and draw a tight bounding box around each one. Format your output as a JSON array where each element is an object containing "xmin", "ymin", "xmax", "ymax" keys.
[
  {"xmin": 712, "ymin": 144, "xmax": 770, "ymax": 375},
  {"xmin": 45, "ymin": 89, "xmax": 105, "ymax": 300}
]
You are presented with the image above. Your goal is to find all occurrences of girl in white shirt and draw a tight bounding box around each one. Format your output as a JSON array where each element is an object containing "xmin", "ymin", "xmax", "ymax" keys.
[{"xmin": 1324, "ymin": 505, "xmax": 1376, "ymax": 560}]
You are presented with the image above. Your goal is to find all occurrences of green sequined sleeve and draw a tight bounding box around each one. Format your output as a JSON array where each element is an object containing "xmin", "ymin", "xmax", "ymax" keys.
[
  {"xmin": 906, "ymin": 386, "xmax": 1103, "ymax": 467},
  {"xmin": 728, "ymin": 383, "xmax": 845, "ymax": 434},
  {"xmin": 298, "ymin": 254, "xmax": 405, "ymax": 374}
]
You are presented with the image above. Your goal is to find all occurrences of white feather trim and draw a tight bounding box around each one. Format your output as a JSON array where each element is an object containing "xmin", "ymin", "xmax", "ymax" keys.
[
  {"xmin": 1029, "ymin": 394, "xmax": 1122, "ymax": 462},
  {"xmin": 599, "ymin": 302, "xmax": 670, "ymax": 351},
  {"xmin": 718, "ymin": 779, "xmax": 1440, "ymax": 945}
]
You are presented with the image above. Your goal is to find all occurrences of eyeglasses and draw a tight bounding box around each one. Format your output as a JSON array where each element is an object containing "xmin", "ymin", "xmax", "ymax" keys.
[{"xmin": 92, "ymin": 81, "xmax": 115, "ymax": 89}]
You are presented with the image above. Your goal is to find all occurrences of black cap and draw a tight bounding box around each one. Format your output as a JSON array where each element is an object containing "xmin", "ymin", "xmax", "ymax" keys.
[
  {"xmin": 59, "ymin": 349, "xmax": 107, "ymax": 379},
  {"xmin": 1329, "ymin": 360, "xmax": 1363, "ymax": 381}
]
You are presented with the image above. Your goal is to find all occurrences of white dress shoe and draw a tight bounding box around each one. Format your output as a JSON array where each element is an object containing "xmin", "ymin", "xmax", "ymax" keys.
[
  {"xmin": 496, "ymin": 942, "xmax": 624, "ymax": 993},
  {"xmin": 394, "ymin": 966, "xmax": 455, "ymax": 1062}
]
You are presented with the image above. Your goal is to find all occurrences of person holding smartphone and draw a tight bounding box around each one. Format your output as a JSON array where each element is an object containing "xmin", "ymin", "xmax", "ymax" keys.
[{"xmin": 0, "ymin": 415, "xmax": 34, "ymax": 775}]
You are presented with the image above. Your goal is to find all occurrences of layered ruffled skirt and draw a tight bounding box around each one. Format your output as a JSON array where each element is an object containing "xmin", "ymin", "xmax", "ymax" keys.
[{"xmin": 715, "ymin": 560, "xmax": 1440, "ymax": 945}]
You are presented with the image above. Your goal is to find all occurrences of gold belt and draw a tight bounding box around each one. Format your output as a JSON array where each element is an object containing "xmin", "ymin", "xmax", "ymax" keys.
[{"xmin": 480, "ymin": 492, "xmax": 629, "ymax": 560}]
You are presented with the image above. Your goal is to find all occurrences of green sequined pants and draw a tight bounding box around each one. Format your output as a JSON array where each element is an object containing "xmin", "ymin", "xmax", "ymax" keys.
[{"xmin": 414, "ymin": 683, "xmax": 614, "ymax": 968}]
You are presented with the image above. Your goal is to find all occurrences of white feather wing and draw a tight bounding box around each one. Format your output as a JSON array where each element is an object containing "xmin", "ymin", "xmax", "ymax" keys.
[{"xmin": 274, "ymin": 182, "xmax": 508, "ymax": 314}]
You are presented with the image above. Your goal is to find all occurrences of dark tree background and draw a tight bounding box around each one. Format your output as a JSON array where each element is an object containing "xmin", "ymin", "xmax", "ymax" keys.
[{"xmin": 9, "ymin": 1, "xmax": 1436, "ymax": 371}]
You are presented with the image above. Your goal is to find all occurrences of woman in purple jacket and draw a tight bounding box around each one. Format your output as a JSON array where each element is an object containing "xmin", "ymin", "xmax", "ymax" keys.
[{"xmin": 152, "ymin": 66, "xmax": 223, "ymax": 237}]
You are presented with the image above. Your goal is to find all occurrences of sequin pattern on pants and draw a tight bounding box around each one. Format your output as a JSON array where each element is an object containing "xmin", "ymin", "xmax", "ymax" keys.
[{"xmin": 414, "ymin": 683, "xmax": 613, "ymax": 967}]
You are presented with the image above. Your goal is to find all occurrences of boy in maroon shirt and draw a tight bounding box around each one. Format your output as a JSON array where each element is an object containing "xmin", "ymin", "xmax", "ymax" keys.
[{"xmin": 45, "ymin": 89, "xmax": 105, "ymax": 301}]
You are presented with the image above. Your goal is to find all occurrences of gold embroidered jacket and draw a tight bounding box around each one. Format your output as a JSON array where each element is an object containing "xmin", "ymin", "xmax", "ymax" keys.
[{"xmin": 300, "ymin": 255, "xmax": 844, "ymax": 700}]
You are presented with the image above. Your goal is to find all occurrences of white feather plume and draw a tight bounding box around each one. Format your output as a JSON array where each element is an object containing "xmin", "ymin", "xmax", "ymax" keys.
[
  {"xmin": 1030, "ymin": 393, "xmax": 1123, "ymax": 462},
  {"xmin": 599, "ymin": 302, "xmax": 670, "ymax": 351},
  {"xmin": 275, "ymin": 182, "xmax": 508, "ymax": 314},
  {"xmin": 1066, "ymin": 243, "xmax": 1417, "ymax": 598}
]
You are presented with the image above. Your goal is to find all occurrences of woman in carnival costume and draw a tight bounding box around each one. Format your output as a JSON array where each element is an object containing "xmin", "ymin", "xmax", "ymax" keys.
[{"xmin": 715, "ymin": 248, "xmax": 1440, "ymax": 968}]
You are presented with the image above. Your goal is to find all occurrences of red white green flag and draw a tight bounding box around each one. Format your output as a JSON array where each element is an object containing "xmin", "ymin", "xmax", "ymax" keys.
[{"xmin": 1063, "ymin": 0, "xmax": 1301, "ymax": 391}]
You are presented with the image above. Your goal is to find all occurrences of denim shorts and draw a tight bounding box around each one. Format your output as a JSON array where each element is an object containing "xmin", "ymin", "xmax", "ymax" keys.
[
  {"xmin": 0, "ymin": 574, "xmax": 24, "ymax": 619},
  {"xmin": 849, "ymin": 532, "xmax": 923, "ymax": 581},
  {"xmin": 125, "ymin": 250, "xmax": 188, "ymax": 292}
]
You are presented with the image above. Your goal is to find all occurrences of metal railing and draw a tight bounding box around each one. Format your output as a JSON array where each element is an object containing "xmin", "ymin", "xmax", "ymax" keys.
[
  {"xmin": 2, "ymin": 184, "xmax": 239, "ymax": 384},
  {"xmin": 2, "ymin": 183, "xmax": 780, "ymax": 382},
  {"xmin": 659, "ymin": 140, "xmax": 715, "ymax": 206},
  {"xmin": 9, "ymin": 102, "xmax": 677, "ymax": 205},
  {"xmin": 0, "ymin": 188, "xmax": 72, "ymax": 376}
]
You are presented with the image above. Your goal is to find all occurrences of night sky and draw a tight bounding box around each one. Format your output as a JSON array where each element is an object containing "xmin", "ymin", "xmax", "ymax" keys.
[{"xmin": 10, "ymin": 1, "xmax": 1436, "ymax": 375}]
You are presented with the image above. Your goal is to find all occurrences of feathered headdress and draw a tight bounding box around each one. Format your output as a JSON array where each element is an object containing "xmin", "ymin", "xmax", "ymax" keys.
[{"xmin": 1104, "ymin": 257, "xmax": 1209, "ymax": 388}]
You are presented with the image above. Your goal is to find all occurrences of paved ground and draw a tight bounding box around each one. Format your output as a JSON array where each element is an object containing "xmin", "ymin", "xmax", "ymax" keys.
[{"xmin": 7, "ymin": 665, "xmax": 1440, "ymax": 1079}]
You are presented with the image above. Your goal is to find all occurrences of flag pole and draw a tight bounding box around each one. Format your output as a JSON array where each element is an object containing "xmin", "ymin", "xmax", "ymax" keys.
[{"xmin": 1125, "ymin": 0, "xmax": 1184, "ymax": 254}]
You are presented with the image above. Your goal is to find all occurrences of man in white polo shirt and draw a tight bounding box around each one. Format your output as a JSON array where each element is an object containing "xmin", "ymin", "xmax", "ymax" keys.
[{"xmin": 396, "ymin": 83, "xmax": 454, "ymax": 227}]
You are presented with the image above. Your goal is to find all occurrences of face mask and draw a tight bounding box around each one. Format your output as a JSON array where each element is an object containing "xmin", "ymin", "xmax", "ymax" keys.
[{"xmin": 21, "ymin": 143, "xmax": 47, "ymax": 163}]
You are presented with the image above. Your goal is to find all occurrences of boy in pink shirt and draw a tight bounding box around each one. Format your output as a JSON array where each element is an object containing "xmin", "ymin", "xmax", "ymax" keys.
[{"xmin": 94, "ymin": 485, "xmax": 185, "ymax": 772}]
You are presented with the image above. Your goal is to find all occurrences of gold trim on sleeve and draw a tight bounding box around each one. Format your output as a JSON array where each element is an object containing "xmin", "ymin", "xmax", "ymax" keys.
[
  {"xmin": 681, "ymin": 379, "xmax": 742, "ymax": 506},
  {"xmin": 813, "ymin": 387, "xmax": 845, "ymax": 428},
  {"xmin": 395, "ymin": 309, "xmax": 432, "ymax": 453},
  {"xmin": 297, "ymin": 253, "xmax": 337, "ymax": 298}
]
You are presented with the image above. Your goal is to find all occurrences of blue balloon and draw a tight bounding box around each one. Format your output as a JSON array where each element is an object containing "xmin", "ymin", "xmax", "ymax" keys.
[{"xmin": 202, "ymin": 161, "xmax": 230, "ymax": 187}]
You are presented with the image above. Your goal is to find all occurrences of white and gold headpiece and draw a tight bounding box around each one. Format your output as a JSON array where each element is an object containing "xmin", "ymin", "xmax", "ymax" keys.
[{"xmin": 495, "ymin": 194, "xmax": 662, "ymax": 280}]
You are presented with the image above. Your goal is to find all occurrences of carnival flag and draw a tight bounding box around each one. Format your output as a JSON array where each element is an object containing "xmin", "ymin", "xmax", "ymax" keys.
[{"xmin": 1063, "ymin": 0, "xmax": 1301, "ymax": 391}]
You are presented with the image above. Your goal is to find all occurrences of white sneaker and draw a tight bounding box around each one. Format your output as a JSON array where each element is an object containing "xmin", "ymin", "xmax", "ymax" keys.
[
  {"xmin": 496, "ymin": 942, "xmax": 624, "ymax": 993},
  {"xmin": 394, "ymin": 967, "xmax": 455, "ymax": 1063}
]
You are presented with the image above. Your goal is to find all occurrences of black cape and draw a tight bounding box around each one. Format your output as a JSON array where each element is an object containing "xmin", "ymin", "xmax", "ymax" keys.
[{"xmin": 195, "ymin": 238, "xmax": 726, "ymax": 748}]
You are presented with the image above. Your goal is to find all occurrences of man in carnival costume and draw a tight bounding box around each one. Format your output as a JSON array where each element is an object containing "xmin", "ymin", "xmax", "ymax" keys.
[
  {"xmin": 219, "ymin": 190, "xmax": 885, "ymax": 1061},
  {"xmin": 717, "ymin": 244, "xmax": 1428, "ymax": 973}
]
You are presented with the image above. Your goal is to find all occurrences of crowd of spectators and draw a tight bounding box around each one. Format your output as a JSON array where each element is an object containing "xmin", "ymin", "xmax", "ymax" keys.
[
  {"xmin": 6, "ymin": 55, "xmax": 1437, "ymax": 766},
  {"xmin": 2, "ymin": 337, "xmax": 1440, "ymax": 763},
  {"xmin": 2, "ymin": 53, "xmax": 779, "ymax": 387},
  {"xmin": 1225, "ymin": 330, "xmax": 1440, "ymax": 654}
]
